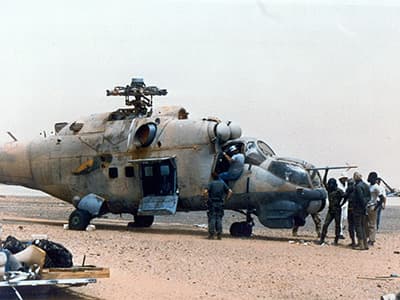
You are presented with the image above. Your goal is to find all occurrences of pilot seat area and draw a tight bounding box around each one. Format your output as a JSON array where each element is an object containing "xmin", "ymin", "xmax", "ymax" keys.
[{"xmin": 214, "ymin": 142, "xmax": 245, "ymax": 175}]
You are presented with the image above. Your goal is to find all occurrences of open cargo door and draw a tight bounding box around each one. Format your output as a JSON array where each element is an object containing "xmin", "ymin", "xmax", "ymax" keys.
[{"xmin": 130, "ymin": 157, "xmax": 178, "ymax": 215}]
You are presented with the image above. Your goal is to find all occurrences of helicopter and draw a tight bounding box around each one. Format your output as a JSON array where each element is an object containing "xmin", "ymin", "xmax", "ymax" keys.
[{"xmin": 0, "ymin": 78, "xmax": 327, "ymax": 237}]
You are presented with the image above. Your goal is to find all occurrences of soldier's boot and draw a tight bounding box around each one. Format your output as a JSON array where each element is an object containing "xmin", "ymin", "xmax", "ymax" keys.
[
  {"xmin": 349, "ymin": 239, "xmax": 356, "ymax": 248},
  {"xmin": 319, "ymin": 232, "xmax": 326, "ymax": 245},
  {"xmin": 207, "ymin": 233, "xmax": 215, "ymax": 240},
  {"xmin": 350, "ymin": 237, "xmax": 356, "ymax": 248},
  {"xmin": 362, "ymin": 239, "xmax": 369, "ymax": 250},
  {"xmin": 333, "ymin": 237, "xmax": 339, "ymax": 246},
  {"xmin": 217, "ymin": 233, "xmax": 222, "ymax": 240},
  {"xmin": 354, "ymin": 240, "xmax": 368, "ymax": 251},
  {"xmin": 292, "ymin": 228, "xmax": 298, "ymax": 237}
]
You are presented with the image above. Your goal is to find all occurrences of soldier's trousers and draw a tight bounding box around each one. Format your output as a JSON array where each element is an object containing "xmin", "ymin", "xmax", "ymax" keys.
[
  {"xmin": 365, "ymin": 206, "xmax": 377, "ymax": 242},
  {"xmin": 354, "ymin": 213, "xmax": 367, "ymax": 247},
  {"xmin": 321, "ymin": 210, "xmax": 341, "ymax": 241},
  {"xmin": 347, "ymin": 209, "xmax": 356, "ymax": 244},
  {"xmin": 376, "ymin": 205, "xmax": 383, "ymax": 230},
  {"xmin": 208, "ymin": 203, "xmax": 224, "ymax": 235}
]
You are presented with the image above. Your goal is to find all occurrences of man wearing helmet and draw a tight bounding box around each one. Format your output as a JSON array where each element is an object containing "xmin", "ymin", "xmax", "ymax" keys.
[
  {"xmin": 319, "ymin": 176, "xmax": 345, "ymax": 245},
  {"xmin": 219, "ymin": 145, "xmax": 245, "ymax": 184}
]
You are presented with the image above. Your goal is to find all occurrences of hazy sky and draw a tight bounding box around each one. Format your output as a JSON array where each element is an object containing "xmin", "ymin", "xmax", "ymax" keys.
[{"xmin": 1, "ymin": 0, "xmax": 400, "ymax": 187}]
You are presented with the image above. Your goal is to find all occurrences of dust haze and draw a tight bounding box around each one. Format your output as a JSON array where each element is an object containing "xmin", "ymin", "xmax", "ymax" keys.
[{"xmin": 0, "ymin": 0, "xmax": 399, "ymax": 186}]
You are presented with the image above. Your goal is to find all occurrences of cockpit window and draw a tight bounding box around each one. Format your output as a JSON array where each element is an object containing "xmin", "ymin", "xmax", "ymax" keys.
[
  {"xmin": 245, "ymin": 141, "xmax": 265, "ymax": 165},
  {"xmin": 257, "ymin": 141, "xmax": 275, "ymax": 156},
  {"xmin": 268, "ymin": 161, "xmax": 311, "ymax": 188}
]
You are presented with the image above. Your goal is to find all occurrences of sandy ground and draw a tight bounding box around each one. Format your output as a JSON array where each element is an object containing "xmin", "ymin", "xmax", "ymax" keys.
[{"xmin": 0, "ymin": 196, "xmax": 399, "ymax": 300}]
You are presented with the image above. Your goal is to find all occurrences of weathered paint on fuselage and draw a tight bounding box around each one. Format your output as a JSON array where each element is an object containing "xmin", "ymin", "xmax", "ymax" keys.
[
  {"xmin": 0, "ymin": 105, "xmax": 326, "ymax": 228},
  {"xmin": 23, "ymin": 109, "xmax": 216, "ymax": 211}
]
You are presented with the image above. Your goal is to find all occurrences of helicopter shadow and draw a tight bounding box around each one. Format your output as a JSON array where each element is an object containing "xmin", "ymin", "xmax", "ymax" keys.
[
  {"xmin": 93, "ymin": 222, "xmax": 324, "ymax": 244},
  {"xmin": 0, "ymin": 286, "xmax": 103, "ymax": 300}
]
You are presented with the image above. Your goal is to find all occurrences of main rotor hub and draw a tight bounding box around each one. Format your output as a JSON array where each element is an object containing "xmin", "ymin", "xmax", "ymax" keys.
[{"xmin": 106, "ymin": 78, "xmax": 168, "ymax": 117}]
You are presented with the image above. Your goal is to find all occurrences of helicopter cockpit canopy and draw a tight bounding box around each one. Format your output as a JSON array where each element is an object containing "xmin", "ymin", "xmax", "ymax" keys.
[
  {"xmin": 267, "ymin": 159, "xmax": 311, "ymax": 188},
  {"xmin": 220, "ymin": 138, "xmax": 275, "ymax": 167}
]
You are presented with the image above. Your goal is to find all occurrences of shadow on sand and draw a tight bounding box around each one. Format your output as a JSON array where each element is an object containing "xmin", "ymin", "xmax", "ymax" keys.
[
  {"xmin": 3, "ymin": 216, "xmax": 357, "ymax": 248},
  {"xmin": 0, "ymin": 286, "xmax": 103, "ymax": 300}
]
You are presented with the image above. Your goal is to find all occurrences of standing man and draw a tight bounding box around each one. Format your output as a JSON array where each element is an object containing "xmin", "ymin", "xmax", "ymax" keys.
[
  {"xmin": 366, "ymin": 172, "xmax": 379, "ymax": 246},
  {"xmin": 204, "ymin": 172, "xmax": 232, "ymax": 240},
  {"xmin": 376, "ymin": 177, "xmax": 387, "ymax": 231},
  {"xmin": 337, "ymin": 173, "xmax": 348, "ymax": 239},
  {"xmin": 319, "ymin": 177, "xmax": 345, "ymax": 245},
  {"xmin": 353, "ymin": 172, "xmax": 370, "ymax": 250},
  {"xmin": 219, "ymin": 145, "xmax": 245, "ymax": 183}
]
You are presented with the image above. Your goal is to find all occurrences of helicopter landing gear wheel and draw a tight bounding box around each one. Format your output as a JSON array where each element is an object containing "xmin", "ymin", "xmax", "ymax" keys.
[
  {"xmin": 229, "ymin": 209, "xmax": 255, "ymax": 237},
  {"xmin": 68, "ymin": 209, "xmax": 91, "ymax": 230},
  {"xmin": 229, "ymin": 221, "xmax": 253, "ymax": 237},
  {"xmin": 128, "ymin": 215, "xmax": 154, "ymax": 228}
]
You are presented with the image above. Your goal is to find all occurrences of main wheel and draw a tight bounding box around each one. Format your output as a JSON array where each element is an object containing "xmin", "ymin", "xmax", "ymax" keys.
[
  {"xmin": 230, "ymin": 222, "xmax": 242, "ymax": 237},
  {"xmin": 229, "ymin": 221, "xmax": 253, "ymax": 237},
  {"xmin": 69, "ymin": 209, "xmax": 91, "ymax": 230},
  {"xmin": 240, "ymin": 222, "xmax": 253, "ymax": 237},
  {"xmin": 128, "ymin": 215, "xmax": 154, "ymax": 228}
]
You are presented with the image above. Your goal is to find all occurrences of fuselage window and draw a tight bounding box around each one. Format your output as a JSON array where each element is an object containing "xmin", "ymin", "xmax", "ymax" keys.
[
  {"xmin": 125, "ymin": 166, "xmax": 135, "ymax": 178},
  {"xmin": 160, "ymin": 165, "xmax": 170, "ymax": 176},
  {"xmin": 245, "ymin": 141, "xmax": 266, "ymax": 165},
  {"xmin": 257, "ymin": 140, "xmax": 275, "ymax": 156},
  {"xmin": 109, "ymin": 167, "xmax": 119, "ymax": 179},
  {"xmin": 144, "ymin": 166, "xmax": 154, "ymax": 177}
]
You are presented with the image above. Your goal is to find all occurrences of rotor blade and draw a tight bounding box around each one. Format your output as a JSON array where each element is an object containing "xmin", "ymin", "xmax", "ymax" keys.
[
  {"xmin": 380, "ymin": 178, "xmax": 395, "ymax": 193},
  {"xmin": 306, "ymin": 165, "xmax": 358, "ymax": 171}
]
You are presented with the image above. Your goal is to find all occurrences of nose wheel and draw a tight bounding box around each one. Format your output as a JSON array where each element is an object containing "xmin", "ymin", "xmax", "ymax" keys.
[
  {"xmin": 69, "ymin": 209, "xmax": 92, "ymax": 230},
  {"xmin": 229, "ymin": 210, "xmax": 255, "ymax": 237}
]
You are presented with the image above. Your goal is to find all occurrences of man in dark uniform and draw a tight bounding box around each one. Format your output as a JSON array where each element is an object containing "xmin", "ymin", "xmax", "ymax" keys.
[
  {"xmin": 319, "ymin": 177, "xmax": 345, "ymax": 245},
  {"xmin": 204, "ymin": 172, "xmax": 232, "ymax": 240},
  {"xmin": 352, "ymin": 172, "xmax": 370, "ymax": 250}
]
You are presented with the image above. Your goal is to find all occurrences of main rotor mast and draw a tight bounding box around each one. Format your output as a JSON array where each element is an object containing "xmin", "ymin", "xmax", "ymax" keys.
[{"xmin": 106, "ymin": 78, "xmax": 168, "ymax": 117}]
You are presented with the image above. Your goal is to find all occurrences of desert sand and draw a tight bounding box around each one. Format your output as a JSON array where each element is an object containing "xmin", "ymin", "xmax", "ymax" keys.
[{"xmin": 0, "ymin": 196, "xmax": 399, "ymax": 300}]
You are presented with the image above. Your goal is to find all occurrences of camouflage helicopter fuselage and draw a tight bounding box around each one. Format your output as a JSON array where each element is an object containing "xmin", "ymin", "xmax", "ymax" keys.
[{"xmin": 0, "ymin": 104, "xmax": 326, "ymax": 234}]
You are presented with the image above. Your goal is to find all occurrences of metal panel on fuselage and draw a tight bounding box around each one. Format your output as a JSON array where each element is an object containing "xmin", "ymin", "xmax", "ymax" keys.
[
  {"xmin": 28, "ymin": 113, "xmax": 218, "ymax": 213},
  {"xmin": 141, "ymin": 118, "xmax": 216, "ymax": 209}
]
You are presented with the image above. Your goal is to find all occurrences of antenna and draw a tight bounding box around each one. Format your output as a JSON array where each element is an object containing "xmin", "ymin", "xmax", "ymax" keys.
[{"xmin": 106, "ymin": 78, "xmax": 167, "ymax": 117}]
